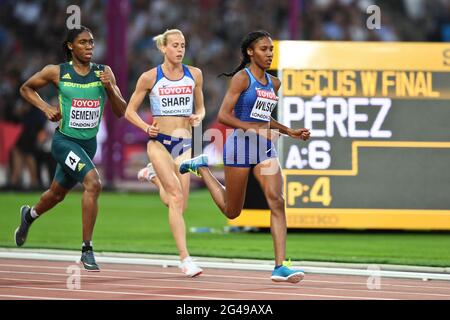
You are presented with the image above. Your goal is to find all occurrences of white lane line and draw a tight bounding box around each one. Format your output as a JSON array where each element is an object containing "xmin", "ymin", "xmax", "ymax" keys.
[
  {"xmin": 0, "ymin": 294, "xmax": 77, "ymax": 300},
  {"xmin": 302, "ymin": 279, "xmax": 450, "ymax": 290},
  {"xmin": 0, "ymin": 274, "xmax": 394, "ymax": 300},
  {"xmin": 1, "ymin": 274, "xmax": 444, "ymax": 300},
  {"xmin": 0, "ymin": 285, "xmax": 230, "ymax": 300},
  {"xmin": 0, "ymin": 277, "xmax": 60, "ymax": 283},
  {"xmin": 1, "ymin": 263, "xmax": 450, "ymax": 291},
  {"xmin": 1, "ymin": 252, "xmax": 449, "ymax": 281},
  {"xmin": 1, "ymin": 269, "xmax": 448, "ymax": 299},
  {"xmin": 0, "ymin": 282, "xmax": 389, "ymax": 301}
]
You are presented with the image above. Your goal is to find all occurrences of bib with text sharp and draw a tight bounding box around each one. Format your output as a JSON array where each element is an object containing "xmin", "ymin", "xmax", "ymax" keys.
[
  {"xmin": 149, "ymin": 64, "xmax": 195, "ymax": 117},
  {"xmin": 158, "ymin": 85, "xmax": 193, "ymax": 116}
]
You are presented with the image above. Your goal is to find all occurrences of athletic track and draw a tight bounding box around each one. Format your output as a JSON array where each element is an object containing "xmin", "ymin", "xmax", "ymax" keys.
[{"xmin": 0, "ymin": 258, "xmax": 449, "ymax": 300}]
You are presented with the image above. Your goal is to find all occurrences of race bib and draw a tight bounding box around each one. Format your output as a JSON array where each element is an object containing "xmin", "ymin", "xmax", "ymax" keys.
[
  {"xmin": 158, "ymin": 85, "xmax": 193, "ymax": 116},
  {"xmin": 65, "ymin": 151, "xmax": 80, "ymax": 171},
  {"xmin": 250, "ymin": 89, "xmax": 278, "ymax": 121},
  {"xmin": 69, "ymin": 99, "xmax": 101, "ymax": 129}
]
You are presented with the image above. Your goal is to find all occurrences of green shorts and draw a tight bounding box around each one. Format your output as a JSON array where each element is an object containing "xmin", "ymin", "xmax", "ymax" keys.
[{"xmin": 51, "ymin": 128, "xmax": 97, "ymax": 190}]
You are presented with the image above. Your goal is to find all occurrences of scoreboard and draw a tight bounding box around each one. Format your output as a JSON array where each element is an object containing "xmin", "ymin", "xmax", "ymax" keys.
[{"xmin": 230, "ymin": 41, "xmax": 450, "ymax": 230}]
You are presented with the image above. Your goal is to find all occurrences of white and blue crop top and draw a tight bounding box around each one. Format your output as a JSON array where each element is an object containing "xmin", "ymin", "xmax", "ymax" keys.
[
  {"xmin": 234, "ymin": 68, "xmax": 279, "ymax": 122},
  {"xmin": 149, "ymin": 64, "xmax": 195, "ymax": 116}
]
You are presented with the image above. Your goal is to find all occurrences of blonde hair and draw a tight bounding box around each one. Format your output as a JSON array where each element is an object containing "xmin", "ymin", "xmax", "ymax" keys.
[{"xmin": 153, "ymin": 29, "xmax": 184, "ymax": 53}]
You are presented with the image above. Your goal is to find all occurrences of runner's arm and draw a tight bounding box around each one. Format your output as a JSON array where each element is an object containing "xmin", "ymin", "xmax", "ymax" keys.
[
  {"xmin": 19, "ymin": 64, "xmax": 61, "ymax": 122},
  {"xmin": 268, "ymin": 76, "xmax": 310, "ymax": 140},
  {"xmin": 190, "ymin": 67, "xmax": 206, "ymax": 127},
  {"xmin": 125, "ymin": 71, "xmax": 155, "ymax": 134},
  {"xmin": 101, "ymin": 65, "xmax": 127, "ymax": 118}
]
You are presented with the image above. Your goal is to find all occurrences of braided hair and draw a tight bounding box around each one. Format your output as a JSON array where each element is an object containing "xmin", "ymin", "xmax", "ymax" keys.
[
  {"xmin": 62, "ymin": 26, "xmax": 92, "ymax": 61},
  {"xmin": 219, "ymin": 30, "xmax": 271, "ymax": 77}
]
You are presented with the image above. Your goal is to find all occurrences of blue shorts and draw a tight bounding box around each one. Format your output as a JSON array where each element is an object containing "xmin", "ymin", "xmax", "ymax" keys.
[
  {"xmin": 223, "ymin": 129, "xmax": 277, "ymax": 167},
  {"xmin": 151, "ymin": 133, "xmax": 192, "ymax": 158}
]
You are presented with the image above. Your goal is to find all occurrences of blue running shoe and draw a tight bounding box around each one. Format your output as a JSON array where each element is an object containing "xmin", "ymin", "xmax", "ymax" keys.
[
  {"xmin": 271, "ymin": 261, "xmax": 305, "ymax": 283},
  {"xmin": 179, "ymin": 154, "xmax": 208, "ymax": 176},
  {"xmin": 14, "ymin": 205, "xmax": 32, "ymax": 247},
  {"xmin": 80, "ymin": 250, "xmax": 100, "ymax": 272}
]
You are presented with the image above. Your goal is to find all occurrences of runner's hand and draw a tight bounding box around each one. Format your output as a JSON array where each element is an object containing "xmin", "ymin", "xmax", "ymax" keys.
[
  {"xmin": 99, "ymin": 70, "xmax": 113, "ymax": 89},
  {"xmin": 45, "ymin": 106, "xmax": 61, "ymax": 122},
  {"xmin": 189, "ymin": 114, "xmax": 202, "ymax": 127},
  {"xmin": 288, "ymin": 128, "xmax": 311, "ymax": 141},
  {"xmin": 146, "ymin": 120, "xmax": 159, "ymax": 138}
]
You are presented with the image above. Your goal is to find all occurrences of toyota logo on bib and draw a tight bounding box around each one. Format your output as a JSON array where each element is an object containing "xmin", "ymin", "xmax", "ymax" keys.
[{"xmin": 72, "ymin": 99, "xmax": 101, "ymax": 108}]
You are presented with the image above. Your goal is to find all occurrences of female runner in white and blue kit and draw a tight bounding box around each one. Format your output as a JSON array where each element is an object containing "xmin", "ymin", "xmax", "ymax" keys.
[
  {"xmin": 180, "ymin": 30, "xmax": 310, "ymax": 283},
  {"xmin": 125, "ymin": 29, "xmax": 205, "ymax": 277}
]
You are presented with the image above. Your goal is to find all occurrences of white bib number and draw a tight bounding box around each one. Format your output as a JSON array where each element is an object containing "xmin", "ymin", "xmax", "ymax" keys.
[
  {"xmin": 250, "ymin": 89, "xmax": 278, "ymax": 122},
  {"xmin": 158, "ymin": 86, "xmax": 194, "ymax": 116},
  {"xmin": 69, "ymin": 99, "xmax": 101, "ymax": 129},
  {"xmin": 65, "ymin": 151, "xmax": 80, "ymax": 171}
]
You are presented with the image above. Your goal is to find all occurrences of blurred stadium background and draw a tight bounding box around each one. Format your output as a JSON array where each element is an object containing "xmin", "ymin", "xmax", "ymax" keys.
[
  {"xmin": 1, "ymin": 0, "xmax": 449, "ymax": 190},
  {"xmin": 1, "ymin": 0, "xmax": 450, "ymax": 265}
]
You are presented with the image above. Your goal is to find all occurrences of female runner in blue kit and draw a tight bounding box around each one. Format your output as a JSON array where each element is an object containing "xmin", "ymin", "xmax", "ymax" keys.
[{"xmin": 180, "ymin": 30, "xmax": 310, "ymax": 283}]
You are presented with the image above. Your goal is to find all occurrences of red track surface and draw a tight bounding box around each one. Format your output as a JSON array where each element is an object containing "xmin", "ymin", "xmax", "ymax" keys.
[{"xmin": 0, "ymin": 258, "xmax": 449, "ymax": 300}]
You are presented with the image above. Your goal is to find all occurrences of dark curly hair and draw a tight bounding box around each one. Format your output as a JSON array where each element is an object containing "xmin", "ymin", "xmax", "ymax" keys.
[{"xmin": 62, "ymin": 26, "xmax": 92, "ymax": 61}]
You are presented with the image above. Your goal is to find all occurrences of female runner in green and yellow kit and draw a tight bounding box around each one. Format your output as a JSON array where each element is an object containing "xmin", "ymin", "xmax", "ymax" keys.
[{"xmin": 14, "ymin": 26, "xmax": 126, "ymax": 271}]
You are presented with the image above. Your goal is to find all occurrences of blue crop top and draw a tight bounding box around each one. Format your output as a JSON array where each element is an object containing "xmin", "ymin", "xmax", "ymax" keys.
[{"xmin": 234, "ymin": 68, "xmax": 278, "ymax": 122}]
